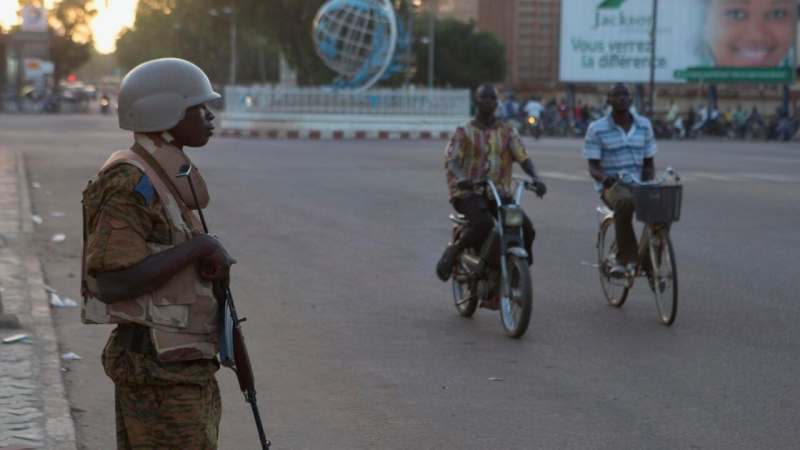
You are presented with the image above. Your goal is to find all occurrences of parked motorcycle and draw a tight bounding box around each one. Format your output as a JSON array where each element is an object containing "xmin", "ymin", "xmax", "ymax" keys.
[{"xmin": 448, "ymin": 177, "xmax": 539, "ymax": 338}]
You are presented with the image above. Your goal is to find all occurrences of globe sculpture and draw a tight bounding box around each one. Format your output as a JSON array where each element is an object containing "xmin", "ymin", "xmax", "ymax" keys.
[{"xmin": 312, "ymin": 0, "xmax": 400, "ymax": 90}]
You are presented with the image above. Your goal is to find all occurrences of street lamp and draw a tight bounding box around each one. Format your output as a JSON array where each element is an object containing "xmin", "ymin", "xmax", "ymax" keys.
[
  {"xmin": 209, "ymin": 6, "xmax": 237, "ymax": 85},
  {"xmin": 648, "ymin": 0, "xmax": 658, "ymax": 115},
  {"xmin": 427, "ymin": 0, "xmax": 436, "ymax": 89}
]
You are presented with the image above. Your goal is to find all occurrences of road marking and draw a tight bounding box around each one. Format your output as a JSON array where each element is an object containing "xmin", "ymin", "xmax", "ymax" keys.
[
  {"xmin": 736, "ymin": 173, "xmax": 799, "ymax": 184},
  {"xmin": 686, "ymin": 172, "xmax": 799, "ymax": 184},
  {"xmin": 540, "ymin": 171, "xmax": 587, "ymax": 182},
  {"xmin": 685, "ymin": 172, "xmax": 740, "ymax": 182},
  {"xmin": 537, "ymin": 171, "xmax": 799, "ymax": 185}
]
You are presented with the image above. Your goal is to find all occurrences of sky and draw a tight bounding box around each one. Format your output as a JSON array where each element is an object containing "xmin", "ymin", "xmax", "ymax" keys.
[{"xmin": 0, "ymin": 0, "xmax": 138, "ymax": 54}]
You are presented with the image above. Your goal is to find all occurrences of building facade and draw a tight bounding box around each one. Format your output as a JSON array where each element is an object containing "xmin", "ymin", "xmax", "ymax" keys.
[
  {"xmin": 477, "ymin": 0, "xmax": 561, "ymax": 90},
  {"xmin": 437, "ymin": 0, "xmax": 479, "ymax": 23},
  {"xmin": 412, "ymin": 0, "xmax": 479, "ymax": 23}
]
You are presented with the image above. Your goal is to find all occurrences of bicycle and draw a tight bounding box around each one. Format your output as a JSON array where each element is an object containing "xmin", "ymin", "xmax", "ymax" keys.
[{"xmin": 596, "ymin": 169, "xmax": 682, "ymax": 326}]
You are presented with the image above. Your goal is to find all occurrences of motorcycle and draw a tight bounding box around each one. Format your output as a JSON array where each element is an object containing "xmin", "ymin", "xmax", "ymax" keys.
[
  {"xmin": 448, "ymin": 177, "xmax": 538, "ymax": 338},
  {"xmin": 100, "ymin": 95, "xmax": 111, "ymax": 114},
  {"xmin": 521, "ymin": 115, "xmax": 542, "ymax": 139}
]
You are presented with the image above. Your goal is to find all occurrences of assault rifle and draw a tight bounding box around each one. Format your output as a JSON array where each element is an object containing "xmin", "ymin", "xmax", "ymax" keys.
[{"xmin": 177, "ymin": 163, "xmax": 271, "ymax": 450}]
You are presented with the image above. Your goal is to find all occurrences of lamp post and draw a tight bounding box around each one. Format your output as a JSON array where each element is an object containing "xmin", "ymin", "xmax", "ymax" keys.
[
  {"xmin": 427, "ymin": 0, "xmax": 436, "ymax": 89},
  {"xmin": 648, "ymin": 0, "xmax": 658, "ymax": 116},
  {"xmin": 210, "ymin": 6, "xmax": 237, "ymax": 85}
]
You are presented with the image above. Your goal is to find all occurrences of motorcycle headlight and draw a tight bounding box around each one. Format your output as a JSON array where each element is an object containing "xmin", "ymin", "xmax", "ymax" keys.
[
  {"xmin": 501, "ymin": 206, "xmax": 524, "ymax": 227},
  {"xmin": 527, "ymin": 116, "xmax": 537, "ymax": 126}
]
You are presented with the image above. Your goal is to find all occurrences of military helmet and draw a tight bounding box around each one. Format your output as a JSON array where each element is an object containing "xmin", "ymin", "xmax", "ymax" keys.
[{"xmin": 117, "ymin": 58, "xmax": 220, "ymax": 132}]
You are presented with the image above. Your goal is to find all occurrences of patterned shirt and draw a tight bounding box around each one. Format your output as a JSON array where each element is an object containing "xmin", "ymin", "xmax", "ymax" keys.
[
  {"xmin": 583, "ymin": 113, "xmax": 657, "ymax": 191},
  {"xmin": 444, "ymin": 120, "xmax": 529, "ymax": 198}
]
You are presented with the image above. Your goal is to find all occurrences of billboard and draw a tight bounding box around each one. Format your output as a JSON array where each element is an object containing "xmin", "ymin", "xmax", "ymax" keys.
[
  {"xmin": 20, "ymin": 5, "xmax": 48, "ymax": 33},
  {"xmin": 559, "ymin": 0, "xmax": 798, "ymax": 83}
]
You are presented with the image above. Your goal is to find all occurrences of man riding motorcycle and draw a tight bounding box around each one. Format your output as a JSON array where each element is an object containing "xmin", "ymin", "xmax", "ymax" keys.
[{"xmin": 436, "ymin": 84, "xmax": 547, "ymax": 282}]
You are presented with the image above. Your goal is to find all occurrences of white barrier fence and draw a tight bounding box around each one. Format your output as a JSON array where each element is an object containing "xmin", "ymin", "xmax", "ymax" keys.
[
  {"xmin": 224, "ymin": 86, "xmax": 471, "ymax": 116},
  {"xmin": 220, "ymin": 86, "xmax": 471, "ymax": 139}
]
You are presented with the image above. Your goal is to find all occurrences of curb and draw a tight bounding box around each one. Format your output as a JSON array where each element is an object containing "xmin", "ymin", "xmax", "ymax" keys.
[
  {"xmin": 14, "ymin": 148, "xmax": 77, "ymax": 450},
  {"xmin": 219, "ymin": 129, "xmax": 452, "ymax": 140}
]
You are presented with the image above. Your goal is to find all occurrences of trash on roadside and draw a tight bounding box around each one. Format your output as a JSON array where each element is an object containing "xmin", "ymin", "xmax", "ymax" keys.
[
  {"xmin": 61, "ymin": 352, "xmax": 82, "ymax": 361},
  {"xmin": 2, "ymin": 334, "xmax": 30, "ymax": 344},
  {"xmin": 488, "ymin": 377, "xmax": 504, "ymax": 382},
  {"xmin": 43, "ymin": 284, "xmax": 56, "ymax": 293},
  {"xmin": 31, "ymin": 214, "xmax": 43, "ymax": 225},
  {"xmin": 51, "ymin": 211, "xmax": 65, "ymax": 218},
  {"xmin": 51, "ymin": 233, "xmax": 66, "ymax": 243},
  {"xmin": 31, "ymin": 182, "xmax": 41, "ymax": 189},
  {"xmin": 50, "ymin": 292, "xmax": 64, "ymax": 307},
  {"xmin": 49, "ymin": 290, "xmax": 78, "ymax": 308}
]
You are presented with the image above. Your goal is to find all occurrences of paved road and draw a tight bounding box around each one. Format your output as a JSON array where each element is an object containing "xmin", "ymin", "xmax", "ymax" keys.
[{"xmin": 2, "ymin": 114, "xmax": 798, "ymax": 449}]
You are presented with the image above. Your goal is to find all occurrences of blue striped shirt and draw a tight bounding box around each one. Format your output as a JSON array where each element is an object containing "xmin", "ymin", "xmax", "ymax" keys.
[{"xmin": 583, "ymin": 113, "xmax": 657, "ymax": 191}]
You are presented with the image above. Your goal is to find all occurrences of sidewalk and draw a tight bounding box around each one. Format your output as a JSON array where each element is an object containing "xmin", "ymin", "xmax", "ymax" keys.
[{"xmin": 0, "ymin": 146, "xmax": 76, "ymax": 450}]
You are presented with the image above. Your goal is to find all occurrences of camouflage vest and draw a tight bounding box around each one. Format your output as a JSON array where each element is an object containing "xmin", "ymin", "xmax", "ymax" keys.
[{"xmin": 81, "ymin": 135, "xmax": 218, "ymax": 363}]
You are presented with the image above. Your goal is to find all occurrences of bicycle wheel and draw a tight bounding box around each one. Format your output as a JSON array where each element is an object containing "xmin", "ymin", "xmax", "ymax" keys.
[
  {"xmin": 452, "ymin": 259, "xmax": 478, "ymax": 317},
  {"xmin": 649, "ymin": 229, "xmax": 678, "ymax": 325},
  {"xmin": 499, "ymin": 256, "xmax": 532, "ymax": 338},
  {"xmin": 597, "ymin": 218, "xmax": 629, "ymax": 307}
]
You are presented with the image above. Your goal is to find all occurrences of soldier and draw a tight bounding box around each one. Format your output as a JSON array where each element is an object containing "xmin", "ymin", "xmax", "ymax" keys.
[{"xmin": 81, "ymin": 58, "xmax": 233, "ymax": 449}]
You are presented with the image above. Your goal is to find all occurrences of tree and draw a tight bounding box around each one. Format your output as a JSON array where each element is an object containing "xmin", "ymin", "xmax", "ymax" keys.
[
  {"xmin": 116, "ymin": 0, "xmax": 280, "ymax": 85},
  {"xmin": 412, "ymin": 16, "xmax": 505, "ymax": 89},
  {"xmin": 235, "ymin": 0, "xmax": 334, "ymax": 85},
  {"xmin": 45, "ymin": 0, "xmax": 97, "ymax": 87}
]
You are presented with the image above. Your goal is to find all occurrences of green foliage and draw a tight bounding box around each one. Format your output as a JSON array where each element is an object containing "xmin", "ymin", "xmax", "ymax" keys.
[
  {"xmin": 48, "ymin": 0, "xmax": 97, "ymax": 83},
  {"xmin": 235, "ymin": 0, "xmax": 334, "ymax": 85},
  {"xmin": 412, "ymin": 16, "xmax": 505, "ymax": 89},
  {"xmin": 116, "ymin": 0, "xmax": 280, "ymax": 85}
]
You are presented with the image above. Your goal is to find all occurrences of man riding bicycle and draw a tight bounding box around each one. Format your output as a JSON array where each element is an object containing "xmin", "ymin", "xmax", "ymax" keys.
[
  {"xmin": 584, "ymin": 83, "xmax": 657, "ymax": 277},
  {"xmin": 436, "ymin": 84, "xmax": 547, "ymax": 282}
]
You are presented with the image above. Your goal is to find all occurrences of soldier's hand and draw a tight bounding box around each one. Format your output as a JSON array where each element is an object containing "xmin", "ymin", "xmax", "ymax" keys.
[
  {"xmin": 196, "ymin": 236, "xmax": 237, "ymax": 282},
  {"xmin": 199, "ymin": 247, "xmax": 236, "ymax": 282}
]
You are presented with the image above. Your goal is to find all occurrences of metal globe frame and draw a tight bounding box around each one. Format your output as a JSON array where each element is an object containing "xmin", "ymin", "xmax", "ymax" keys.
[{"xmin": 312, "ymin": 0, "xmax": 399, "ymax": 91}]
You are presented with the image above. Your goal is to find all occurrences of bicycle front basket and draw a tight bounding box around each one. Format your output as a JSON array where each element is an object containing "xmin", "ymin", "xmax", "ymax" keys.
[{"xmin": 632, "ymin": 184, "xmax": 682, "ymax": 224}]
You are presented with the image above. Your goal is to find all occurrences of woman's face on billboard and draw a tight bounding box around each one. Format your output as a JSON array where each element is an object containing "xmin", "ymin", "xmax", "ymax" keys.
[{"xmin": 707, "ymin": 0, "xmax": 797, "ymax": 67}]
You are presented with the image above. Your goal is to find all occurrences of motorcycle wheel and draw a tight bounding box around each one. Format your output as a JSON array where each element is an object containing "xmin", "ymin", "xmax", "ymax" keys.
[
  {"xmin": 499, "ymin": 256, "xmax": 532, "ymax": 338},
  {"xmin": 452, "ymin": 260, "xmax": 478, "ymax": 317}
]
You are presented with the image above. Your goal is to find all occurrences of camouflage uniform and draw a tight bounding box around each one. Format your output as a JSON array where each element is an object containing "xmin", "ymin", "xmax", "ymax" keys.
[{"xmin": 84, "ymin": 162, "xmax": 221, "ymax": 449}]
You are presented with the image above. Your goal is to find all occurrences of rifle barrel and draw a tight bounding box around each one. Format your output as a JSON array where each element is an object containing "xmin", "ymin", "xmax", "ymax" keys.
[{"xmin": 247, "ymin": 390, "xmax": 271, "ymax": 449}]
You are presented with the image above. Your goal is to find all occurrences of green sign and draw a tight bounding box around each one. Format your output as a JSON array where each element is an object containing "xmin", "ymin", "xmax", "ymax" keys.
[
  {"xmin": 674, "ymin": 67, "xmax": 794, "ymax": 83},
  {"xmin": 597, "ymin": 0, "xmax": 627, "ymax": 9}
]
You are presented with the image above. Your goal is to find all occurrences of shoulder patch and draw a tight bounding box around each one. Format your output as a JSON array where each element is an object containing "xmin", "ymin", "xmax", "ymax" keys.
[{"xmin": 133, "ymin": 174, "xmax": 155, "ymax": 205}]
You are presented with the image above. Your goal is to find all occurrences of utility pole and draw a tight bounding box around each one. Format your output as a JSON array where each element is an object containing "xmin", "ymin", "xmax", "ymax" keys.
[
  {"xmin": 209, "ymin": 7, "xmax": 237, "ymax": 85},
  {"xmin": 228, "ymin": 6, "xmax": 237, "ymax": 86},
  {"xmin": 648, "ymin": 0, "xmax": 658, "ymax": 116},
  {"xmin": 427, "ymin": 0, "xmax": 436, "ymax": 89}
]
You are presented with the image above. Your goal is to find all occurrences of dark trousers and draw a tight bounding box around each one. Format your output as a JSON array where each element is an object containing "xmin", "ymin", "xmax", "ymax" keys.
[{"xmin": 452, "ymin": 193, "xmax": 535, "ymax": 263}]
